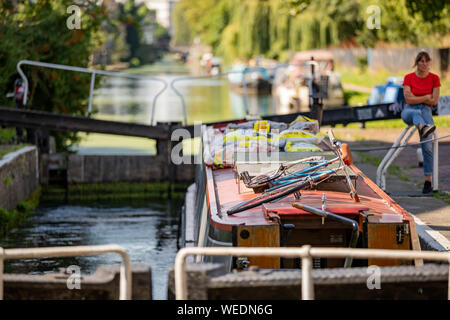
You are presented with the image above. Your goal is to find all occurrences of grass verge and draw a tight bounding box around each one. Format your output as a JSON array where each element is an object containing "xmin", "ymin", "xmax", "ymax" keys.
[
  {"xmin": 343, "ymin": 90, "xmax": 371, "ymax": 106},
  {"xmin": 0, "ymin": 144, "xmax": 28, "ymax": 160},
  {"xmin": 432, "ymin": 192, "xmax": 450, "ymax": 205},
  {"xmin": 329, "ymin": 115, "xmax": 450, "ymax": 129},
  {"xmin": 355, "ymin": 152, "xmax": 410, "ymax": 182},
  {"xmin": 0, "ymin": 128, "xmax": 16, "ymax": 144},
  {"xmin": 337, "ymin": 67, "xmax": 450, "ymax": 96}
]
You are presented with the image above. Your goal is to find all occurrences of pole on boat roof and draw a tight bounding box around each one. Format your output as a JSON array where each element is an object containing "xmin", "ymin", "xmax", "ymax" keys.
[
  {"xmin": 242, "ymin": 68, "xmax": 249, "ymax": 115},
  {"xmin": 307, "ymin": 57, "xmax": 324, "ymax": 126}
]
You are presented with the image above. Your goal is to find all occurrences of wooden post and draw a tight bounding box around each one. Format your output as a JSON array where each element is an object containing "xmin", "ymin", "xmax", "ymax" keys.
[{"xmin": 156, "ymin": 122, "xmax": 182, "ymax": 199}]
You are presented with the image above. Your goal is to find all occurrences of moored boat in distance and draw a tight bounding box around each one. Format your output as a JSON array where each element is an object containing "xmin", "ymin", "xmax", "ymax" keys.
[
  {"xmin": 227, "ymin": 65, "xmax": 272, "ymax": 95},
  {"xmin": 181, "ymin": 117, "xmax": 422, "ymax": 272},
  {"xmin": 273, "ymin": 50, "xmax": 345, "ymax": 114}
]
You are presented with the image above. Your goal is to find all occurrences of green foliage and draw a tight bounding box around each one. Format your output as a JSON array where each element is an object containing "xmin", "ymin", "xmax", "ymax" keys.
[
  {"xmin": 0, "ymin": 128, "xmax": 15, "ymax": 144},
  {"xmin": 356, "ymin": 0, "xmax": 450, "ymax": 47},
  {"xmin": 174, "ymin": 0, "xmax": 449, "ymax": 62},
  {"xmin": 4, "ymin": 177, "xmax": 12, "ymax": 187},
  {"xmin": 0, "ymin": 186, "xmax": 41, "ymax": 238},
  {"xmin": 118, "ymin": 0, "xmax": 170, "ymax": 65},
  {"xmin": 0, "ymin": 144, "xmax": 27, "ymax": 160},
  {"xmin": 175, "ymin": 0, "xmax": 364, "ymax": 62},
  {"xmin": 153, "ymin": 23, "xmax": 170, "ymax": 42},
  {"xmin": 119, "ymin": 0, "xmax": 147, "ymax": 60},
  {"xmin": 172, "ymin": 0, "xmax": 193, "ymax": 45},
  {"xmin": 0, "ymin": 0, "xmax": 111, "ymax": 151},
  {"xmin": 356, "ymin": 56, "xmax": 368, "ymax": 73},
  {"xmin": 343, "ymin": 90, "xmax": 371, "ymax": 106}
]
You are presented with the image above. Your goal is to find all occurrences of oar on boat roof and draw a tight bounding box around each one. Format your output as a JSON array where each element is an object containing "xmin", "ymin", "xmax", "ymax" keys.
[{"xmin": 326, "ymin": 128, "xmax": 359, "ymax": 202}]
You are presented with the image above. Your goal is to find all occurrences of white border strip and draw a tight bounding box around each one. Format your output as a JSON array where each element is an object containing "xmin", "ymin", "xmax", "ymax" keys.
[
  {"xmin": 0, "ymin": 145, "xmax": 36, "ymax": 167},
  {"xmin": 412, "ymin": 214, "xmax": 450, "ymax": 251}
]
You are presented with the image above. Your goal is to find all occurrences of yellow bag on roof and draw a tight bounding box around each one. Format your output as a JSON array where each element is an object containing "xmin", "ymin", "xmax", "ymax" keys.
[
  {"xmin": 285, "ymin": 141, "xmax": 323, "ymax": 152},
  {"xmin": 223, "ymin": 129, "xmax": 277, "ymax": 144},
  {"xmin": 253, "ymin": 120, "xmax": 270, "ymax": 133},
  {"xmin": 278, "ymin": 129, "xmax": 324, "ymax": 147},
  {"xmin": 288, "ymin": 115, "xmax": 319, "ymax": 132}
]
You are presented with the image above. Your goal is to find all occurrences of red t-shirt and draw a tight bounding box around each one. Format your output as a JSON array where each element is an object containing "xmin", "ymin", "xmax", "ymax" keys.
[{"xmin": 403, "ymin": 72, "xmax": 441, "ymax": 96}]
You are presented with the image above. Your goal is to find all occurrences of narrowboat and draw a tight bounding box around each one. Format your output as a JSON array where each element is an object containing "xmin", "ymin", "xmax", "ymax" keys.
[
  {"xmin": 227, "ymin": 65, "xmax": 272, "ymax": 95},
  {"xmin": 272, "ymin": 50, "xmax": 345, "ymax": 113},
  {"xmin": 181, "ymin": 117, "xmax": 422, "ymax": 271}
]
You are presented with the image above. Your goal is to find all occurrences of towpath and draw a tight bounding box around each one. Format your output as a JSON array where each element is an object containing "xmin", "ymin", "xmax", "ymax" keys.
[
  {"xmin": 332, "ymin": 127, "xmax": 450, "ymax": 252},
  {"xmin": 341, "ymin": 83, "xmax": 373, "ymax": 94}
]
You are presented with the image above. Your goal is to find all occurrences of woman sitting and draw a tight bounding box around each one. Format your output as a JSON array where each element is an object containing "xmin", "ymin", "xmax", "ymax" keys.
[{"xmin": 401, "ymin": 51, "xmax": 441, "ymax": 194}]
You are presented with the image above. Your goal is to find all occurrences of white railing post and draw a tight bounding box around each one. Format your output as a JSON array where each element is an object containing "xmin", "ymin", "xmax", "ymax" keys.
[
  {"xmin": 88, "ymin": 72, "xmax": 96, "ymax": 114},
  {"xmin": 432, "ymin": 131, "xmax": 439, "ymax": 191},
  {"xmin": 381, "ymin": 126, "xmax": 416, "ymax": 189},
  {"xmin": 377, "ymin": 126, "xmax": 440, "ymax": 192},
  {"xmin": 0, "ymin": 245, "xmax": 131, "ymax": 300},
  {"xmin": 376, "ymin": 125, "xmax": 413, "ymax": 190},
  {"xmin": 175, "ymin": 248, "xmax": 188, "ymax": 300},
  {"xmin": 120, "ymin": 258, "xmax": 132, "ymax": 300},
  {"xmin": 0, "ymin": 247, "xmax": 4, "ymax": 300},
  {"xmin": 301, "ymin": 245, "xmax": 314, "ymax": 300},
  {"xmin": 174, "ymin": 246, "xmax": 450, "ymax": 300}
]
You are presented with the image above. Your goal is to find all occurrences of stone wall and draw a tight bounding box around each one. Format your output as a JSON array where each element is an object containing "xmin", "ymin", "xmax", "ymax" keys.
[
  {"xmin": 41, "ymin": 153, "xmax": 196, "ymax": 184},
  {"xmin": 0, "ymin": 146, "xmax": 39, "ymax": 211},
  {"xmin": 330, "ymin": 47, "xmax": 448, "ymax": 74},
  {"xmin": 168, "ymin": 263, "xmax": 449, "ymax": 300},
  {"xmin": 3, "ymin": 264, "xmax": 151, "ymax": 300}
]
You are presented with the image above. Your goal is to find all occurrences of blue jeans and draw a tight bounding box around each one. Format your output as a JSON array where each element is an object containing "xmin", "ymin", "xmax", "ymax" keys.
[{"xmin": 401, "ymin": 103, "xmax": 434, "ymax": 176}]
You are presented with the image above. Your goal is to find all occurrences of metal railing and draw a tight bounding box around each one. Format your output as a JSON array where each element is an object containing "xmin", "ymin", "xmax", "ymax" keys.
[
  {"xmin": 174, "ymin": 246, "xmax": 450, "ymax": 300},
  {"xmin": 17, "ymin": 60, "xmax": 168, "ymax": 125},
  {"xmin": 17, "ymin": 60, "xmax": 329, "ymax": 126},
  {"xmin": 376, "ymin": 125, "xmax": 439, "ymax": 191},
  {"xmin": 0, "ymin": 244, "xmax": 132, "ymax": 300}
]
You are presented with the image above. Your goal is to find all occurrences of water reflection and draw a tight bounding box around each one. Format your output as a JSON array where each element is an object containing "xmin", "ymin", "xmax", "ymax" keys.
[
  {"xmin": 91, "ymin": 75, "xmax": 273, "ymax": 125},
  {"xmin": 0, "ymin": 198, "xmax": 183, "ymax": 300},
  {"xmin": 76, "ymin": 65, "xmax": 274, "ymax": 155}
]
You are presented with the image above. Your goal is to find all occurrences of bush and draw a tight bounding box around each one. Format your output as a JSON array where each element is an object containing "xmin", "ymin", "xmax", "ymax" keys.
[
  {"xmin": 356, "ymin": 56, "xmax": 368, "ymax": 73},
  {"xmin": 0, "ymin": 1, "xmax": 111, "ymax": 151},
  {"xmin": 0, "ymin": 186, "xmax": 41, "ymax": 238}
]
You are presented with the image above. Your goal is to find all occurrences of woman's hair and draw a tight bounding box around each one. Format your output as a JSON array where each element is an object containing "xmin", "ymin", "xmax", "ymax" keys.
[{"xmin": 413, "ymin": 51, "xmax": 431, "ymax": 67}]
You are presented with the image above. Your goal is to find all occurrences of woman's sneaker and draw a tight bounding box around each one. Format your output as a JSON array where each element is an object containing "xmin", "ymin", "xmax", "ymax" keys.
[
  {"xmin": 422, "ymin": 181, "xmax": 433, "ymax": 194},
  {"xmin": 420, "ymin": 125, "xmax": 436, "ymax": 139}
]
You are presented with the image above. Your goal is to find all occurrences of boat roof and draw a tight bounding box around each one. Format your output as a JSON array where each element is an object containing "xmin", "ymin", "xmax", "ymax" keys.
[{"xmin": 203, "ymin": 122, "xmax": 412, "ymax": 232}]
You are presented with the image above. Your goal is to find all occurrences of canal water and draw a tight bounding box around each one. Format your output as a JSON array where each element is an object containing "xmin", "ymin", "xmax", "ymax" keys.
[
  {"xmin": 0, "ymin": 198, "xmax": 183, "ymax": 300},
  {"xmin": 73, "ymin": 57, "xmax": 275, "ymax": 155},
  {"xmin": 1, "ymin": 56, "xmax": 274, "ymax": 299}
]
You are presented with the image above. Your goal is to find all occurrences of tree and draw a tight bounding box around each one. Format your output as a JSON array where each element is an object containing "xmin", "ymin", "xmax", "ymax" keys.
[
  {"xmin": 173, "ymin": 0, "xmax": 449, "ymax": 62},
  {"xmin": 0, "ymin": 0, "xmax": 110, "ymax": 151},
  {"xmin": 172, "ymin": 0, "xmax": 194, "ymax": 46},
  {"xmin": 118, "ymin": 0, "xmax": 170, "ymax": 66}
]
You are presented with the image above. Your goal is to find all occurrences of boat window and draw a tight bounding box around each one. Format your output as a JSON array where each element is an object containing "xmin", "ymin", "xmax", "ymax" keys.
[
  {"xmin": 368, "ymin": 88, "xmax": 381, "ymax": 105},
  {"xmin": 383, "ymin": 86, "xmax": 398, "ymax": 103}
]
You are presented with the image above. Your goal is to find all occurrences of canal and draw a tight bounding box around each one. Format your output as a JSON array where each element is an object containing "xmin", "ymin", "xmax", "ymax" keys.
[
  {"xmin": 0, "ymin": 198, "xmax": 183, "ymax": 300},
  {"xmin": 0, "ymin": 56, "xmax": 273, "ymax": 299},
  {"xmin": 73, "ymin": 56, "xmax": 275, "ymax": 155}
]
